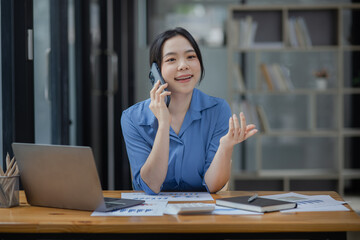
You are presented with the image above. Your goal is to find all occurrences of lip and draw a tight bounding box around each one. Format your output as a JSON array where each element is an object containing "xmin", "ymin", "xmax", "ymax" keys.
[{"xmin": 174, "ymin": 74, "xmax": 193, "ymax": 82}]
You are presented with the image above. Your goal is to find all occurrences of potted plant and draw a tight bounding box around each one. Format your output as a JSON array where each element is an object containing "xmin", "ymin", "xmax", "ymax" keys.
[{"xmin": 313, "ymin": 69, "xmax": 329, "ymax": 90}]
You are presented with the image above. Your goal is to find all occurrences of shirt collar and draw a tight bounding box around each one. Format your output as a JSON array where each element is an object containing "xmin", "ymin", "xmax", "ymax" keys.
[{"xmin": 138, "ymin": 88, "xmax": 218, "ymax": 127}]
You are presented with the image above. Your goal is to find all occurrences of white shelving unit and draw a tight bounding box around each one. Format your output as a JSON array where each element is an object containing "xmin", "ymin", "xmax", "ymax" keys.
[{"xmin": 227, "ymin": 4, "xmax": 360, "ymax": 195}]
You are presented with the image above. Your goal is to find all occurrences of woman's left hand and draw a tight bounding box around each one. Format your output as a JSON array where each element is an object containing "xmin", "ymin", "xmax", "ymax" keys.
[{"xmin": 220, "ymin": 112, "xmax": 258, "ymax": 148}]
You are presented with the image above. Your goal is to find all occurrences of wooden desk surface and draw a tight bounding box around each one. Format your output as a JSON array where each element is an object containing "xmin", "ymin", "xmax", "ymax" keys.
[{"xmin": 0, "ymin": 191, "xmax": 359, "ymax": 234}]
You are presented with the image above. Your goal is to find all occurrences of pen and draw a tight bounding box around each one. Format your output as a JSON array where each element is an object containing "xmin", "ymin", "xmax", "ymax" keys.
[{"xmin": 248, "ymin": 193, "xmax": 258, "ymax": 203}]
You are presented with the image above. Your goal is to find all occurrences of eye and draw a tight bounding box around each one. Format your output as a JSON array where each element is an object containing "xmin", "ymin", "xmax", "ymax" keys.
[
  {"xmin": 188, "ymin": 55, "xmax": 197, "ymax": 59},
  {"xmin": 165, "ymin": 58, "xmax": 176, "ymax": 62}
]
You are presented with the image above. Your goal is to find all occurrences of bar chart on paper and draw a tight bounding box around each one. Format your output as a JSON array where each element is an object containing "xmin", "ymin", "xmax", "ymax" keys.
[{"xmin": 121, "ymin": 192, "xmax": 214, "ymax": 201}]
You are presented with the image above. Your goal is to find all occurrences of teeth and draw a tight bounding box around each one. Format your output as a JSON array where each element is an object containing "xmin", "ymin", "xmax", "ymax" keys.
[{"xmin": 176, "ymin": 76, "xmax": 192, "ymax": 80}]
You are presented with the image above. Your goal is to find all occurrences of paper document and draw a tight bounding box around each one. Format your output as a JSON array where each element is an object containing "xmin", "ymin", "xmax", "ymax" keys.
[
  {"xmin": 261, "ymin": 192, "xmax": 349, "ymax": 212},
  {"xmin": 91, "ymin": 201, "xmax": 168, "ymax": 216},
  {"xmin": 121, "ymin": 192, "xmax": 214, "ymax": 202},
  {"xmin": 283, "ymin": 205, "xmax": 349, "ymax": 212}
]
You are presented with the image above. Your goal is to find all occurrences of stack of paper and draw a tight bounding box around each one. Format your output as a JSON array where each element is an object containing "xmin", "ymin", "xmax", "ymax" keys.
[{"xmin": 261, "ymin": 192, "xmax": 349, "ymax": 212}]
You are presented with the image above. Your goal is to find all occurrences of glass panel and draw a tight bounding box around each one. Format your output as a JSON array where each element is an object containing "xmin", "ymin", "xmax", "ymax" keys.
[
  {"xmin": 34, "ymin": 0, "xmax": 51, "ymax": 143},
  {"xmin": 316, "ymin": 94, "xmax": 337, "ymax": 130},
  {"xmin": 233, "ymin": 10, "xmax": 282, "ymax": 46},
  {"xmin": 231, "ymin": 52, "xmax": 258, "ymax": 91},
  {"xmin": 344, "ymin": 94, "xmax": 360, "ymax": 129},
  {"xmin": 259, "ymin": 51, "xmax": 338, "ymax": 90},
  {"xmin": 248, "ymin": 94, "xmax": 309, "ymax": 131},
  {"xmin": 240, "ymin": 137, "xmax": 257, "ymax": 172},
  {"xmin": 34, "ymin": 0, "xmax": 76, "ymax": 144},
  {"xmin": 342, "ymin": 9, "xmax": 360, "ymax": 47},
  {"xmin": 231, "ymin": 92, "xmax": 336, "ymax": 132},
  {"xmin": 290, "ymin": 179, "xmax": 338, "ymax": 191},
  {"xmin": 235, "ymin": 179, "xmax": 283, "ymax": 191},
  {"xmin": 288, "ymin": 9, "xmax": 338, "ymax": 46},
  {"xmin": 147, "ymin": 0, "xmax": 238, "ymax": 47},
  {"xmin": 262, "ymin": 136, "xmax": 338, "ymax": 170},
  {"xmin": 344, "ymin": 51, "xmax": 360, "ymax": 88},
  {"xmin": 344, "ymin": 137, "xmax": 360, "ymax": 170},
  {"xmin": 68, "ymin": 0, "xmax": 76, "ymax": 145},
  {"xmin": 197, "ymin": 47, "xmax": 228, "ymax": 98}
]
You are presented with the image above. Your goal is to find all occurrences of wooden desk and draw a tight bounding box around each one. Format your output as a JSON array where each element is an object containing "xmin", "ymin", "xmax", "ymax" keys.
[{"xmin": 0, "ymin": 191, "xmax": 359, "ymax": 240}]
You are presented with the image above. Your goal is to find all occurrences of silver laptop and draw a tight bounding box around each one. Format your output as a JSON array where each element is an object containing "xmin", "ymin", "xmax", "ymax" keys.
[{"xmin": 12, "ymin": 143, "xmax": 144, "ymax": 212}]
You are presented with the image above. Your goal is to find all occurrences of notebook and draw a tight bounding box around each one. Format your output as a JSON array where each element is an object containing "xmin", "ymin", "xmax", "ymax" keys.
[
  {"xmin": 12, "ymin": 143, "xmax": 144, "ymax": 212},
  {"xmin": 216, "ymin": 195, "xmax": 297, "ymax": 213}
]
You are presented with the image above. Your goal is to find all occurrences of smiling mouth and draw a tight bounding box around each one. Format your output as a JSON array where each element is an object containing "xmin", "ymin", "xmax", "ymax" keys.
[{"xmin": 175, "ymin": 75, "xmax": 193, "ymax": 81}]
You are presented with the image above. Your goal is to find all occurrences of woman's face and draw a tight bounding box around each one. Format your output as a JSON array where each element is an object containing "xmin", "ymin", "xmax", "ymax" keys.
[{"xmin": 161, "ymin": 35, "xmax": 201, "ymax": 95}]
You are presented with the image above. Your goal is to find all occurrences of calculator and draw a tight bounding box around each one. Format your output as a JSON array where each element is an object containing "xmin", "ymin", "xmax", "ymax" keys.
[{"xmin": 165, "ymin": 203, "xmax": 215, "ymax": 215}]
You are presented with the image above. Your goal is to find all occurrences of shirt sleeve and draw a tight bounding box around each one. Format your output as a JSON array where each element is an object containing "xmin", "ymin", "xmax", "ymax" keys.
[
  {"xmin": 202, "ymin": 100, "xmax": 232, "ymax": 192},
  {"xmin": 121, "ymin": 111, "xmax": 159, "ymax": 195}
]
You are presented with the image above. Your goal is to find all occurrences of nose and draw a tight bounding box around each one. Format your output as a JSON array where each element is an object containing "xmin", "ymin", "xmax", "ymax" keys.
[{"xmin": 178, "ymin": 59, "xmax": 189, "ymax": 71}]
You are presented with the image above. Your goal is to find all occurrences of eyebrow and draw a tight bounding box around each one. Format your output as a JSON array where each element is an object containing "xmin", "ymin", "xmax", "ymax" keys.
[{"xmin": 163, "ymin": 49, "xmax": 196, "ymax": 59}]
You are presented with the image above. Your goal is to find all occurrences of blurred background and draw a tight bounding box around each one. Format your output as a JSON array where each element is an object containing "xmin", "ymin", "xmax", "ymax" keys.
[{"xmin": 1, "ymin": 0, "xmax": 359, "ymax": 206}]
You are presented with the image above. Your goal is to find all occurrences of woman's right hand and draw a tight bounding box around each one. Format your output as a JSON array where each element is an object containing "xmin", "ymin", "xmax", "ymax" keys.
[{"xmin": 149, "ymin": 80, "xmax": 172, "ymax": 126}]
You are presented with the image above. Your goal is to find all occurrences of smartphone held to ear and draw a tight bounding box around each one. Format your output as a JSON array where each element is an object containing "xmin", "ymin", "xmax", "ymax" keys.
[{"xmin": 149, "ymin": 62, "xmax": 171, "ymax": 107}]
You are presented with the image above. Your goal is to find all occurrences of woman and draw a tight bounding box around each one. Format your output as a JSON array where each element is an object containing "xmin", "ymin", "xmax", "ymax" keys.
[{"xmin": 121, "ymin": 27, "xmax": 257, "ymax": 194}]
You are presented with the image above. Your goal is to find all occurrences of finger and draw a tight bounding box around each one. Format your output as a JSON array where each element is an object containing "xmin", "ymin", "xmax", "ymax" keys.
[
  {"xmin": 232, "ymin": 114, "xmax": 240, "ymax": 138},
  {"xmin": 159, "ymin": 91, "xmax": 171, "ymax": 103},
  {"xmin": 154, "ymin": 82, "xmax": 165, "ymax": 103},
  {"xmin": 228, "ymin": 116, "xmax": 234, "ymax": 136},
  {"xmin": 245, "ymin": 124, "xmax": 256, "ymax": 133},
  {"xmin": 157, "ymin": 86, "xmax": 169, "ymax": 102},
  {"xmin": 155, "ymin": 82, "xmax": 168, "ymax": 96},
  {"xmin": 152, "ymin": 80, "xmax": 161, "ymax": 90},
  {"xmin": 162, "ymin": 90, "xmax": 171, "ymax": 96},
  {"xmin": 150, "ymin": 80, "xmax": 161, "ymax": 100},
  {"xmin": 244, "ymin": 129, "xmax": 258, "ymax": 140},
  {"xmin": 155, "ymin": 90, "xmax": 162, "ymax": 104},
  {"xmin": 239, "ymin": 112, "xmax": 246, "ymax": 140}
]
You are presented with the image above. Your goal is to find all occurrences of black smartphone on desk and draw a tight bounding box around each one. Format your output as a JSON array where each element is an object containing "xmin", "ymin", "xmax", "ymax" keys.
[{"xmin": 149, "ymin": 62, "xmax": 171, "ymax": 107}]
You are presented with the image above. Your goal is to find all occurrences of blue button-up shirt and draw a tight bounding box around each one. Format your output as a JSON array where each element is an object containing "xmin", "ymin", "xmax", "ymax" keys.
[{"xmin": 121, "ymin": 88, "xmax": 231, "ymax": 195}]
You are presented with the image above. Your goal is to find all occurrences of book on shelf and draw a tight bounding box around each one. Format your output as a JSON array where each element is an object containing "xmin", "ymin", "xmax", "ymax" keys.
[
  {"xmin": 233, "ymin": 65, "xmax": 246, "ymax": 91},
  {"xmin": 279, "ymin": 65, "xmax": 294, "ymax": 90},
  {"xmin": 238, "ymin": 15, "xmax": 258, "ymax": 48},
  {"xmin": 260, "ymin": 63, "xmax": 294, "ymax": 91},
  {"xmin": 216, "ymin": 195, "xmax": 297, "ymax": 213},
  {"xmin": 287, "ymin": 17, "xmax": 312, "ymax": 48},
  {"xmin": 256, "ymin": 105, "xmax": 270, "ymax": 133},
  {"xmin": 260, "ymin": 64, "xmax": 274, "ymax": 90},
  {"xmin": 267, "ymin": 64, "xmax": 284, "ymax": 90},
  {"xmin": 228, "ymin": 19, "xmax": 240, "ymax": 47},
  {"xmin": 297, "ymin": 17, "xmax": 312, "ymax": 47},
  {"xmin": 287, "ymin": 17, "xmax": 298, "ymax": 47}
]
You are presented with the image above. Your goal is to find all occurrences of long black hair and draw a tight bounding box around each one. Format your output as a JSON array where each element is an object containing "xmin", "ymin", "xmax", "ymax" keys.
[{"xmin": 149, "ymin": 27, "xmax": 205, "ymax": 82}]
